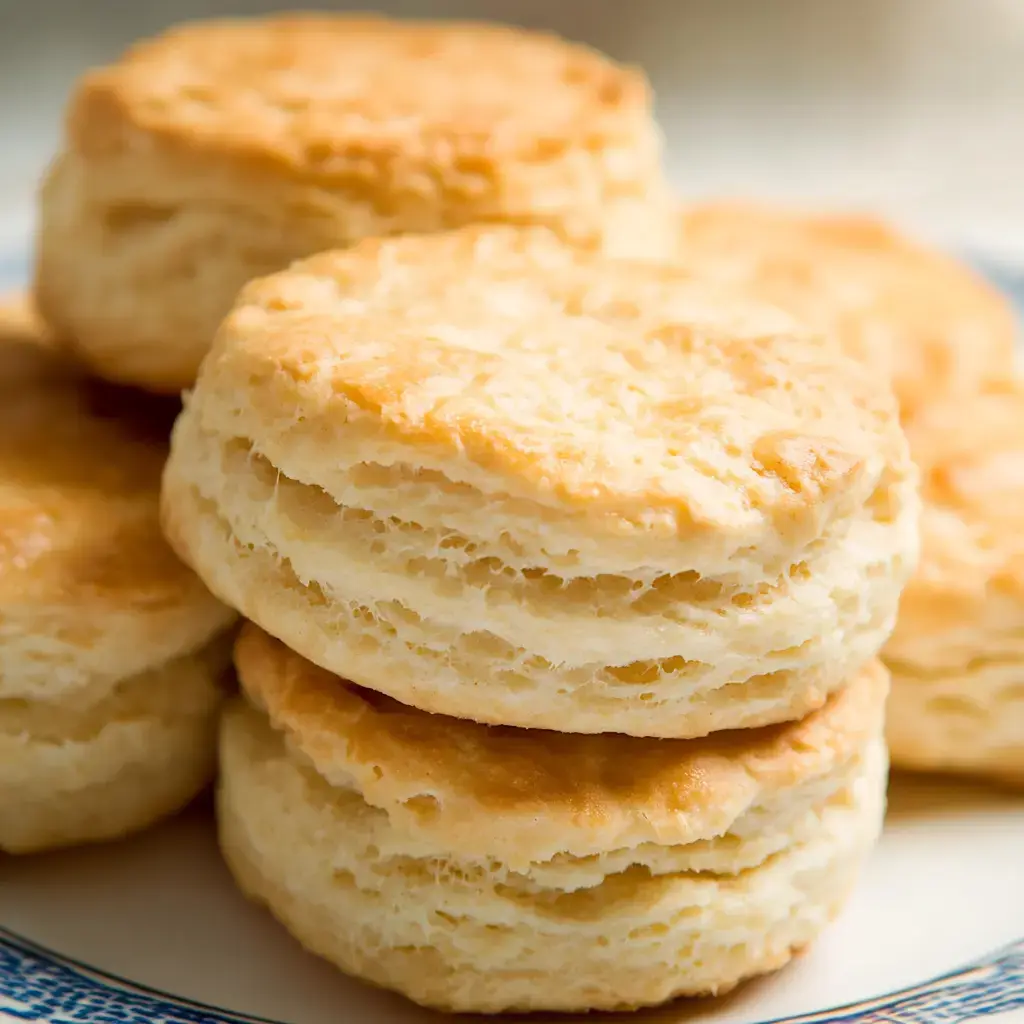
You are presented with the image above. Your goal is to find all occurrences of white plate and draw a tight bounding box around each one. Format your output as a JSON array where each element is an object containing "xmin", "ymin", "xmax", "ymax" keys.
[
  {"xmin": 2, "ymin": 779, "xmax": 1023, "ymax": 1024},
  {"xmin": 1, "ymin": 254, "xmax": 1024, "ymax": 1024}
]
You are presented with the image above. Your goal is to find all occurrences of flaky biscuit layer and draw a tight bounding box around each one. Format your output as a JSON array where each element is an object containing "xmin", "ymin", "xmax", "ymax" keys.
[
  {"xmin": 236, "ymin": 626, "xmax": 889, "ymax": 865},
  {"xmin": 167, "ymin": 466, "xmax": 905, "ymax": 735},
  {"xmin": 886, "ymin": 658, "xmax": 1024, "ymax": 786},
  {"xmin": 219, "ymin": 640, "xmax": 887, "ymax": 1013},
  {"xmin": 884, "ymin": 383, "xmax": 1024, "ymax": 783},
  {"xmin": 0, "ymin": 637, "xmax": 229, "ymax": 853},
  {"xmin": 164, "ymin": 229, "xmax": 917, "ymax": 735}
]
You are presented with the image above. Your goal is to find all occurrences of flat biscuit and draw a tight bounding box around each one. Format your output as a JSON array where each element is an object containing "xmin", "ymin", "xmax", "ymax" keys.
[
  {"xmin": 35, "ymin": 15, "xmax": 672, "ymax": 392},
  {"xmin": 0, "ymin": 293, "xmax": 236, "ymax": 851},
  {"xmin": 675, "ymin": 202, "xmax": 1018, "ymax": 416},
  {"xmin": 221, "ymin": 626, "xmax": 889, "ymax": 1013},
  {"xmin": 163, "ymin": 226, "xmax": 918, "ymax": 737},
  {"xmin": 884, "ymin": 381, "xmax": 1024, "ymax": 785}
]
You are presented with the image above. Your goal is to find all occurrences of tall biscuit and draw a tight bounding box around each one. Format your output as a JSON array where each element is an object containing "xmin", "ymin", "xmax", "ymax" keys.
[
  {"xmin": 36, "ymin": 15, "xmax": 672, "ymax": 392},
  {"xmin": 163, "ymin": 227, "xmax": 918, "ymax": 737},
  {"xmin": 221, "ymin": 626, "xmax": 890, "ymax": 1014},
  {"xmin": 0, "ymin": 294, "xmax": 236, "ymax": 853}
]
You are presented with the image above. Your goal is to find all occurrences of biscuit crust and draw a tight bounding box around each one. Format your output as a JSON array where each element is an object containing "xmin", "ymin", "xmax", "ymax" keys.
[
  {"xmin": 35, "ymin": 16, "xmax": 672, "ymax": 392},
  {"xmin": 675, "ymin": 202, "xmax": 1018, "ymax": 416},
  {"xmin": 236, "ymin": 625, "xmax": 889, "ymax": 865},
  {"xmin": 178, "ymin": 227, "xmax": 905, "ymax": 559},
  {"xmin": 67, "ymin": 16, "xmax": 655, "ymax": 184}
]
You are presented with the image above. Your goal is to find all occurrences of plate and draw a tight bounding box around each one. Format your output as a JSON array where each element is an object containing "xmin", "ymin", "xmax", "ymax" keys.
[{"xmin": 1, "ymin": 251, "xmax": 1024, "ymax": 1024}]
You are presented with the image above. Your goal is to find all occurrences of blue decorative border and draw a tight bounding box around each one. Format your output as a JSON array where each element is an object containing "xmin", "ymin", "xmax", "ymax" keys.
[
  {"xmin": 0, "ymin": 928, "xmax": 277, "ymax": 1024},
  {"xmin": 0, "ymin": 927, "xmax": 1022, "ymax": 1023}
]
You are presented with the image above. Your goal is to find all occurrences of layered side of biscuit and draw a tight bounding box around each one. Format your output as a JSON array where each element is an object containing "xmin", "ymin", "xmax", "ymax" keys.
[
  {"xmin": 0, "ymin": 300, "xmax": 235, "ymax": 853},
  {"xmin": 884, "ymin": 384, "xmax": 1024, "ymax": 785},
  {"xmin": 222, "ymin": 626, "xmax": 889, "ymax": 1013},
  {"xmin": 163, "ymin": 227, "xmax": 919, "ymax": 740}
]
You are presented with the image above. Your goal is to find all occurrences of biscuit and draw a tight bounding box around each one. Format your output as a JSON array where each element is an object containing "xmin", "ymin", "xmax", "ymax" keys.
[
  {"xmin": 884, "ymin": 382, "xmax": 1024, "ymax": 786},
  {"xmin": 0, "ymin": 294, "xmax": 236, "ymax": 852},
  {"xmin": 163, "ymin": 227, "xmax": 918, "ymax": 738},
  {"xmin": 35, "ymin": 15, "xmax": 672, "ymax": 393},
  {"xmin": 675, "ymin": 202, "xmax": 1017, "ymax": 416},
  {"xmin": 220, "ymin": 625, "xmax": 889, "ymax": 1013}
]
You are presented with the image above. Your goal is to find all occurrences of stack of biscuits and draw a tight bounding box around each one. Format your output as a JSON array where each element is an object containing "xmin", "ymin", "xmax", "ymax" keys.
[
  {"xmin": 161, "ymin": 225, "xmax": 918, "ymax": 1012},
  {"xmin": 2, "ymin": 9, "xmax": 1018, "ymax": 1017}
]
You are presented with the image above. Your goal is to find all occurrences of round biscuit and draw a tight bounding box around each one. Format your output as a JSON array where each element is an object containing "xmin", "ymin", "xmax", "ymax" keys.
[
  {"xmin": 35, "ymin": 15, "xmax": 672, "ymax": 392},
  {"xmin": 163, "ymin": 227, "xmax": 918, "ymax": 736},
  {"xmin": 221, "ymin": 628, "xmax": 889, "ymax": 1013}
]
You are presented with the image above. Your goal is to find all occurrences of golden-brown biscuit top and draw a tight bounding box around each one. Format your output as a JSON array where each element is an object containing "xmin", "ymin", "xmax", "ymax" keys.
[
  {"xmin": 676, "ymin": 202, "xmax": 1017, "ymax": 415},
  {"xmin": 0, "ymin": 293, "xmax": 221, "ymax": 622},
  {"xmin": 236, "ymin": 624, "xmax": 888, "ymax": 863},
  {"xmin": 192, "ymin": 226, "xmax": 905, "ymax": 561},
  {"xmin": 69, "ymin": 16, "xmax": 651, "ymax": 178},
  {"xmin": 891, "ymin": 381, "xmax": 1024, "ymax": 642}
]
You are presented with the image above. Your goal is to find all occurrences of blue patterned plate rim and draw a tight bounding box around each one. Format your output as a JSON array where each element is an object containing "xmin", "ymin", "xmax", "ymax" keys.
[
  {"xmin": 1, "ymin": 925, "xmax": 1022, "ymax": 1024},
  {"xmin": 0, "ymin": 245, "xmax": 1022, "ymax": 1023}
]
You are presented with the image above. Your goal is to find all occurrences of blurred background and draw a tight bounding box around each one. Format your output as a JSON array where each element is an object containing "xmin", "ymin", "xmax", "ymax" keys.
[{"xmin": 1, "ymin": 0, "xmax": 1022, "ymax": 260}]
